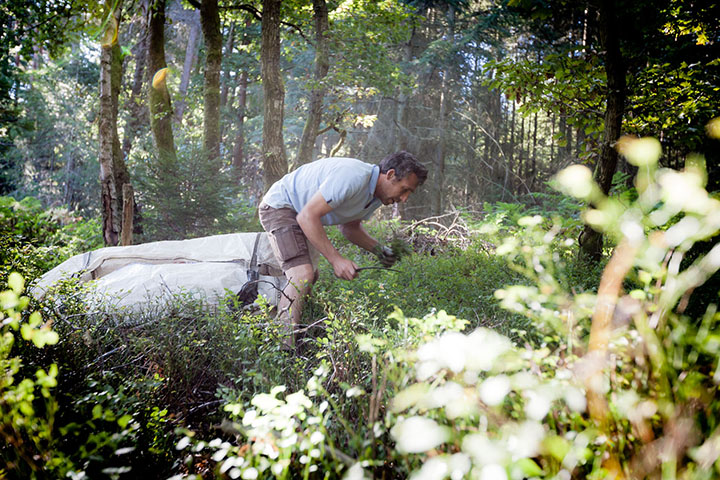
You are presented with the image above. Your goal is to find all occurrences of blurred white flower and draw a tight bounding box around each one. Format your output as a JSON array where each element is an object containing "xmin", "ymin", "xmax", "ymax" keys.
[
  {"xmin": 446, "ymin": 389, "xmax": 480, "ymax": 419},
  {"xmin": 392, "ymin": 383, "xmax": 430, "ymax": 412},
  {"xmin": 410, "ymin": 457, "xmax": 448, "ymax": 480},
  {"xmin": 465, "ymin": 329, "xmax": 513, "ymax": 372},
  {"xmin": 416, "ymin": 360, "xmax": 441, "ymax": 381},
  {"xmin": 448, "ymin": 453, "xmax": 471, "ymax": 480},
  {"xmin": 480, "ymin": 464, "xmax": 508, "ymax": 480},
  {"xmin": 554, "ymin": 165, "xmax": 594, "ymax": 200},
  {"xmin": 241, "ymin": 467, "xmax": 258, "ymax": 480},
  {"xmin": 479, "ymin": 375, "xmax": 511, "ymax": 406},
  {"xmin": 617, "ymin": 136, "xmax": 661, "ymax": 167},
  {"xmin": 436, "ymin": 332, "xmax": 469, "ymax": 372},
  {"xmin": 310, "ymin": 431, "xmax": 325, "ymax": 445},
  {"xmin": 511, "ymin": 372, "xmax": 538, "ymax": 390},
  {"xmin": 505, "ymin": 421, "xmax": 545, "ymax": 459},
  {"xmin": 343, "ymin": 463, "xmax": 369, "ymax": 480},
  {"xmin": 419, "ymin": 381, "xmax": 464, "ymax": 410},
  {"xmin": 524, "ymin": 390, "xmax": 552, "ymax": 420},
  {"xmin": 462, "ymin": 434, "xmax": 508, "ymax": 465},
  {"xmin": 346, "ymin": 386, "xmax": 366, "ymax": 398},
  {"xmin": 564, "ymin": 387, "xmax": 587, "ymax": 412},
  {"xmin": 251, "ymin": 393, "xmax": 282, "ymax": 412},
  {"xmin": 391, "ymin": 416, "xmax": 449, "ymax": 453}
]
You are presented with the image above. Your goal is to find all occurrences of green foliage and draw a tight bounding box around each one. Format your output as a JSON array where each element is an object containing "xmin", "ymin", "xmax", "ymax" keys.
[
  {"xmin": 3, "ymin": 56, "xmax": 101, "ymax": 209},
  {"xmin": 625, "ymin": 60, "xmax": 719, "ymax": 152},
  {"xmin": 0, "ymin": 195, "xmax": 102, "ymax": 285},
  {"xmin": 133, "ymin": 141, "xmax": 258, "ymax": 241},
  {"xmin": 0, "ymin": 272, "xmax": 60, "ymax": 477}
]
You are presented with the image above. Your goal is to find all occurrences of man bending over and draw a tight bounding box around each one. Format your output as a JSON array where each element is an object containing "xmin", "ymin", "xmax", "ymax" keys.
[{"xmin": 258, "ymin": 151, "xmax": 428, "ymax": 348}]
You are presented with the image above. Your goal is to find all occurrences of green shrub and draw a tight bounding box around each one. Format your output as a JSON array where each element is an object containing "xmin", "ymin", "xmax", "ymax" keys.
[
  {"xmin": 385, "ymin": 138, "xmax": 720, "ymax": 479},
  {"xmin": 0, "ymin": 273, "xmax": 60, "ymax": 477},
  {"xmin": 0, "ymin": 195, "xmax": 102, "ymax": 285}
]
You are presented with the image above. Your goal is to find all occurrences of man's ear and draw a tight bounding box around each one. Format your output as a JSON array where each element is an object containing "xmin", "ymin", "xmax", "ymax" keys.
[{"xmin": 386, "ymin": 168, "xmax": 396, "ymax": 181}]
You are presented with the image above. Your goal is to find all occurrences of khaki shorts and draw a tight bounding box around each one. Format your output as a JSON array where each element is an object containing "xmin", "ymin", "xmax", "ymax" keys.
[{"xmin": 258, "ymin": 202, "xmax": 316, "ymax": 271}]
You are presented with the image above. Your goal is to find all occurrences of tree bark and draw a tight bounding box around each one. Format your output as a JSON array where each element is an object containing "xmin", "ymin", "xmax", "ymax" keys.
[
  {"xmin": 531, "ymin": 111, "xmax": 538, "ymax": 189},
  {"xmin": 220, "ymin": 22, "xmax": 235, "ymax": 109},
  {"xmin": 121, "ymin": 0, "xmax": 149, "ymax": 160},
  {"xmin": 121, "ymin": 183, "xmax": 134, "ymax": 246},
  {"xmin": 99, "ymin": 0, "xmax": 130, "ymax": 246},
  {"xmin": 232, "ymin": 20, "xmax": 252, "ymax": 178},
  {"xmin": 148, "ymin": 0, "xmax": 178, "ymax": 169},
  {"xmin": 261, "ymin": 0, "xmax": 287, "ymax": 190},
  {"xmin": 295, "ymin": 0, "xmax": 330, "ymax": 167},
  {"xmin": 430, "ymin": 6, "xmax": 455, "ymax": 216},
  {"xmin": 175, "ymin": 9, "xmax": 201, "ymax": 123},
  {"xmin": 200, "ymin": 0, "xmax": 222, "ymax": 162},
  {"xmin": 579, "ymin": 0, "xmax": 626, "ymax": 260}
]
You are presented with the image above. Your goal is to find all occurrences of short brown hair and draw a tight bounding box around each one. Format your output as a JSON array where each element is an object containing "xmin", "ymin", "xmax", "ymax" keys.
[{"xmin": 378, "ymin": 151, "xmax": 428, "ymax": 185}]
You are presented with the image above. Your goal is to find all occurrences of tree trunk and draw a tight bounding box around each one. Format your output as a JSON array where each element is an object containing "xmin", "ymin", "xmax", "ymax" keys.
[
  {"xmin": 579, "ymin": 0, "xmax": 626, "ymax": 260},
  {"xmin": 261, "ymin": 0, "xmax": 287, "ymax": 190},
  {"xmin": 121, "ymin": 0, "xmax": 149, "ymax": 160},
  {"xmin": 200, "ymin": 0, "xmax": 222, "ymax": 162},
  {"xmin": 148, "ymin": 0, "xmax": 178, "ymax": 169},
  {"xmin": 509, "ymin": 100, "xmax": 515, "ymax": 174},
  {"xmin": 550, "ymin": 113, "xmax": 555, "ymax": 165},
  {"xmin": 295, "ymin": 0, "xmax": 330, "ymax": 167},
  {"xmin": 220, "ymin": 22, "xmax": 235, "ymax": 109},
  {"xmin": 531, "ymin": 111, "xmax": 538, "ymax": 189},
  {"xmin": 99, "ymin": 0, "xmax": 130, "ymax": 246},
  {"xmin": 232, "ymin": 20, "xmax": 252, "ymax": 178},
  {"xmin": 121, "ymin": 183, "xmax": 134, "ymax": 246},
  {"xmin": 175, "ymin": 9, "xmax": 201, "ymax": 123},
  {"xmin": 395, "ymin": 25, "xmax": 416, "ymax": 152},
  {"xmin": 430, "ymin": 7, "xmax": 455, "ymax": 216}
]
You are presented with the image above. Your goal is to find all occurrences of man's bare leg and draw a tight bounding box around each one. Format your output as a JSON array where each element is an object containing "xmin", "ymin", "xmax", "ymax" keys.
[{"xmin": 278, "ymin": 263, "xmax": 316, "ymax": 349}]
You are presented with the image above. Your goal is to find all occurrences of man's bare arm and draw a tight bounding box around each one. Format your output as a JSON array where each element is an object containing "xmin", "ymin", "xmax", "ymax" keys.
[
  {"xmin": 338, "ymin": 220, "xmax": 378, "ymax": 252},
  {"xmin": 296, "ymin": 192, "xmax": 358, "ymax": 280}
]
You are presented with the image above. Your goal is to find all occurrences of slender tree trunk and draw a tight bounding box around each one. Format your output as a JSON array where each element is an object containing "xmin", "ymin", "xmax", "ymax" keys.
[
  {"xmin": 295, "ymin": 0, "xmax": 330, "ymax": 167},
  {"xmin": 509, "ymin": 100, "xmax": 515, "ymax": 171},
  {"xmin": 580, "ymin": 0, "xmax": 626, "ymax": 260},
  {"xmin": 531, "ymin": 111, "xmax": 538, "ymax": 189},
  {"xmin": 220, "ymin": 22, "xmax": 235, "ymax": 109},
  {"xmin": 431, "ymin": 7, "xmax": 455, "ymax": 215},
  {"xmin": 518, "ymin": 114, "xmax": 525, "ymax": 192},
  {"xmin": 395, "ymin": 26, "xmax": 416, "ymax": 152},
  {"xmin": 232, "ymin": 20, "xmax": 252, "ymax": 178},
  {"xmin": 99, "ymin": 0, "xmax": 131, "ymax": 246},
  {"xmin": 200, "ymin": 0, "xmax": 222, "ymax": 162},
  {"xmin": 261, "ymin": 0, "xmax": 287, "ymax": 190},
  {"xmin": 148, "ymin": 0, "xmax": 178, "ymax": 168},
  {"xmin": 550, "ymin": 114, "xmax": 555, "ymax": 165},
  {"xmin": 122, "ymin": 0, "xmax": 149, "ymax": 160},
  {"xmin": 175, "ymin": 9, "xmax": 201, "ymax": 123}
]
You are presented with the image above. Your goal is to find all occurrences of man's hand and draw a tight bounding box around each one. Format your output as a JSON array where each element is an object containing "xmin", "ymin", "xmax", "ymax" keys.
[
  {"xmin": 373, "ymin": 244, "xmax": 398, "ymax": 267},
  {"xmin": 331, "ymin": 257, "xmax": 359, "ymax": 280}
]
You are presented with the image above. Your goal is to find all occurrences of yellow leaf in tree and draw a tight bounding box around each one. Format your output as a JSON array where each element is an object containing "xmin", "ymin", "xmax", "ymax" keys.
[{"xmin": 152, "ymin": 68, "xmax": 169, "ymax": 90}]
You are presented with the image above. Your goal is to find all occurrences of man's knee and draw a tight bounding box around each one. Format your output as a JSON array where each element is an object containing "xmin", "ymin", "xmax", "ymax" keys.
[{"xmin": 285, "ymin": 263, "xmax": 317, "ymax": 288}]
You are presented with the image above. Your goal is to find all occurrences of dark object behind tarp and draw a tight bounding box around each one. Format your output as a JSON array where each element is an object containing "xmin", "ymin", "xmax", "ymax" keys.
[{"xmin": 235, "ymin": 234, "xmax": 261, "ymax": 306}]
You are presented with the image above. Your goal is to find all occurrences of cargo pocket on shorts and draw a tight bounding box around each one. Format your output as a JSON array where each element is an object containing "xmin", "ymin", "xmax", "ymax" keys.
[{"xmin": 272, "ymin": 225, "xmax": 308, "ymax": 263}]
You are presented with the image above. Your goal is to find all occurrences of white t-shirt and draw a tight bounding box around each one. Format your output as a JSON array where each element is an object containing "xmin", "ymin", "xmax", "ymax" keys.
[{"xmin": 262, "ymin": 157, "xmax": 382, "ymax": 225}]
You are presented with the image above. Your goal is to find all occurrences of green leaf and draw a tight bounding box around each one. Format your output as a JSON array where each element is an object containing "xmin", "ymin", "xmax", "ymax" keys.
[
  {"xmin": 515, "ymin": 458, "xmax": 545, "ymax": 476},
  {"xmin": 8, "ymin": 272, "xmax": 24, "ymax": 294},
  {"xmin": 543, "ymin": 435, "xmax": 571, "ymax": 461},
  {"xmin": 0, "ymin": 291, "xmax": 18, "ymax": 310},
  {"xmin": 118, "ymin": 414, "xmax": 133, "ymax": 428}
]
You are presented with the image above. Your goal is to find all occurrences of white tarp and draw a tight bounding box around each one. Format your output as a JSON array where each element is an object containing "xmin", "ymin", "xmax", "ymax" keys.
[{"xmin": 32, "ymin": 232, "xmax": 307, "ymax": 311}]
